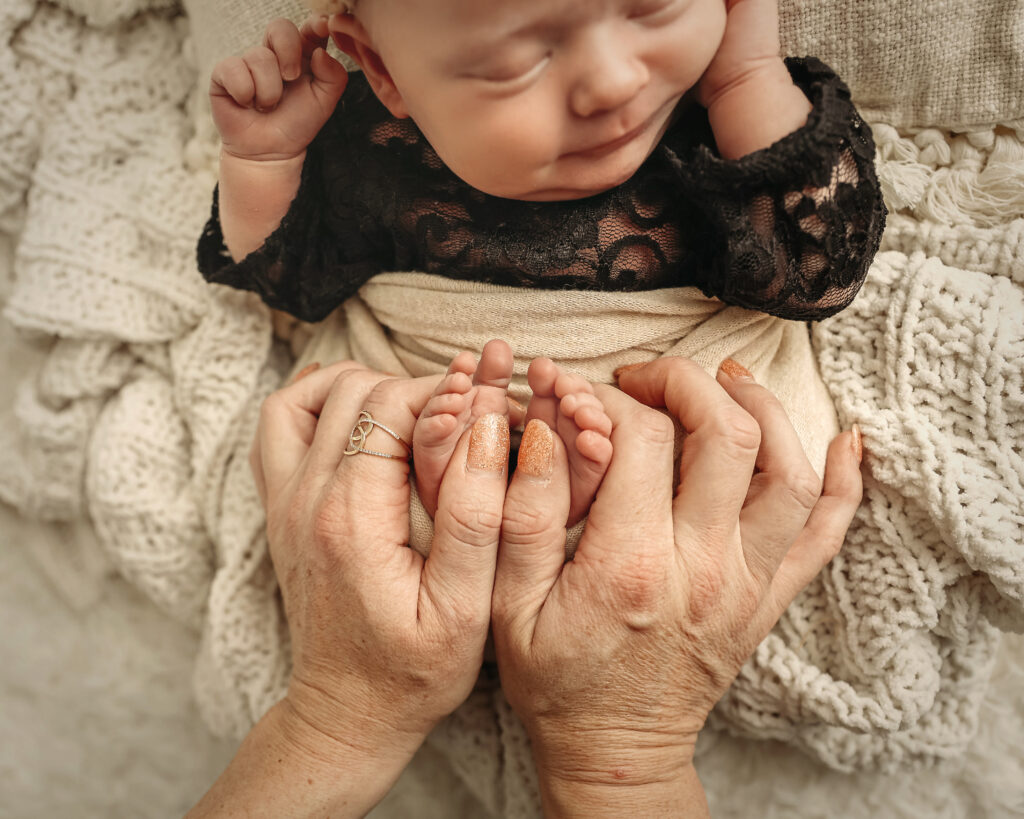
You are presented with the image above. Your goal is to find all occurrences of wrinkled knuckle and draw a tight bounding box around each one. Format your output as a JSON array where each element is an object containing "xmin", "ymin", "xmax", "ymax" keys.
[
  {"xmin": 714, "ymin": 407, "xmax": 761, "ymax": 453},
  {"xmin": 501, "ymin": 501, "xmax": 554, "ymax": 545},
  {"xmin": 784, "ymin": 468, "xmax": 823, "ymax": 511},
  {"xmin": 632, "ymin": 407, "xmax": 676, "ymax": 449},
  {"xmin": 329, "ymin": 366, "xmax": 369, "ymax": 397},
  {"xmin": 444, "ymin": 503, "xmax": 503, "ymax": 549},
  {"xmin": 366, "ymin": 376, "xmax": 404, "ymax": 406},
  {"xmin": 664, "ymin": 356, "xmax": 702, "ymax": 378}
]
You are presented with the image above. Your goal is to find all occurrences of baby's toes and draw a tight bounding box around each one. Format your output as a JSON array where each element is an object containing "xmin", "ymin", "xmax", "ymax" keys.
[
  {"xmin": 413, "ymin": 378, "xmax": 472, "ymax": 516},
  {"xmin": 474, "ymin": 339, "xmax": 514, "ymax": 389},
  {"xmin": 556, "ymin": 392, "xmax": 613, "ymax": 526},
  {"xmin": 447, "ymin": 350, "xmax": 479, "ymax": 378},
  {"xmin": 559, "ymin": 392, "xmax": 612, "ymax": 440},
  {"xmin": 553, "ymin": 369, "xmax": 596, "ymax": 400},
  {"xmin": 526, "ymin": 357, "xmax": 560, "ymax": 398},
  {"xmin": 525, "ymin": 358, "xmax": 561, "ymax": 428}
]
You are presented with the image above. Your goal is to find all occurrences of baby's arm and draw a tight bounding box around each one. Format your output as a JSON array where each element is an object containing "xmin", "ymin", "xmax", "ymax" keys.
[
  {"xmin": 697, "ymin": 0, "xmax": 811, "ymax": 159},
  {"xmin": 211, "ymin": 16, "xmax": 348, "ymax": 262}
]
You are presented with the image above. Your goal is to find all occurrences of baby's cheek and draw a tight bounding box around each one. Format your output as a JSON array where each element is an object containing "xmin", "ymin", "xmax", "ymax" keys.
[{"xmin": 451, "ymin": 118, "xmax": 559, "ymax": 195}]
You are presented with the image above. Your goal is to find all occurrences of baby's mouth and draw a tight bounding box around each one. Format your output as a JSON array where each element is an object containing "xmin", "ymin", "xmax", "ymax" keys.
[{"xmin": 565, "ymin": 117, "xmax": 654, "ymax": 160}]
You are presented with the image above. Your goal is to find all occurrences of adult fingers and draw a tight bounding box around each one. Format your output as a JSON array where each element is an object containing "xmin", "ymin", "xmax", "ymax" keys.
[
  {"xmin": 254, "ymin": 360, "xmax": 367, "ymax": 502},
  {"xmin": 574, "ymin": 384, "xmax": 676, "ymax": 566},
  {"xmin": 714, "ymin": 360, "xmax": 822, "ymax": 587},
  {"xmin": 765, "ymin": 427, "xmax": 863, "ymax": 618},
  {"xmin": 493, "ymin": 420, "xmax": 571, "ymax": 632},
  {"xmin": 421, "ymin": 412, "xmax": 511, "ymax": 624},
  {"xmin": 299, "ymin": 367, "xmax": 395, "ymax": 481},
  {"xmin": 616, "ymin": 357, "xmax": 761, "ymax": 541},
  {"xmin": 313, "ymin": 375, "xmax": 443, "ymax": 569}
]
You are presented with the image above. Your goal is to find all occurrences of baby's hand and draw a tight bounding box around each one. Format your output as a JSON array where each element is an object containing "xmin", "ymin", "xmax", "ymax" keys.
[
  {"xmin": 696, "ymin": 0, "xmax": 783, "ymax": 110},
  {"xmin": 210, "ymin": 16, "xmax": 348, "ymax": 162}
]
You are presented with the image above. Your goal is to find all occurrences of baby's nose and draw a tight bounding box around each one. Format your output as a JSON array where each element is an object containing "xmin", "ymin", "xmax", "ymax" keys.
[{"xmin": 568, "ymin": 26, "xmax": 649, "ymax": 118}]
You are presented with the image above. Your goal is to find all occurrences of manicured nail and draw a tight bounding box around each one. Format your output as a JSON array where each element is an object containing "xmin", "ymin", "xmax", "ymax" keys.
[
  {"xmin": 467, "ymin": 413, "xmax": 509, "ymax": 472},
  {"xmin": 289, "ymin": 361, "xmax": 320, "ymax": 384},
  {"xmin": 613, "ymin": 361, "xmax": 649, "ymax": 380},
  {"xmin": 517, "ymin": 419, "xmax": 553, "ymax": 479},
  {"xmin": 719, "ymin": 358, "xmax": 754, "ymax": 382},
  {"xmin": 851, "ymin": 423, "xmax": 863, "ymax": 463}
]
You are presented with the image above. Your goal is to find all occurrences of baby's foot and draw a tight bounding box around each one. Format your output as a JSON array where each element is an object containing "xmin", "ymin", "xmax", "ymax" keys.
[
  {"xmin": 413, "ymin": 339, "xmax": 514, "ymax": 517},
  {"xmin": 525, "ymin": 358, "xmax": 612, "ymax": 526}
]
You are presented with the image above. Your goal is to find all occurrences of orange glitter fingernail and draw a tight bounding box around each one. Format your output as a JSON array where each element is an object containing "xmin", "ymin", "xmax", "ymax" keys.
[
  {"xmin": 719, "ymin": 358, "xmax": 754, "ymax": 381},
  {"xmin": 289, "ymin": 362, "xmax": 321, "ymax": 384},
  {"xmin": 467, "ymin": 413, "xmax": 510, "ymax": 472},
  {"xmin": 517, "ymin": 419, "xmax": 553, "ymax": 479},
  {"xmin": 613, "ymin": 361, "xmax": 649, "ymax": 380},
  {"xmin": 851, "ymin": 423, "xmax": 863, "ymax": 463}
]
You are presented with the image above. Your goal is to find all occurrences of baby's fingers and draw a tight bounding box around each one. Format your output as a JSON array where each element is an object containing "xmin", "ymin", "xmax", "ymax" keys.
[
  {"xmin": 241, "ymin": 45, "xmax": 285, "ymax": 111},
  {"xmin": 263, "ymin": 17, "xmax": 307, "ymax": 82},
  {"xmin": 298, "ymin": 15, "xmax": 331, "ymax": 59},
  {"xmin": 209, "ymin": 55, "xmax": 257, "ymax": 107}
]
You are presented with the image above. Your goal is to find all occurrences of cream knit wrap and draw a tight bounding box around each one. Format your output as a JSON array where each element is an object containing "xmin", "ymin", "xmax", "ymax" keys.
[{"xmin": 1, "ymin": 1, "xmax": 1022, "ymax": 816}]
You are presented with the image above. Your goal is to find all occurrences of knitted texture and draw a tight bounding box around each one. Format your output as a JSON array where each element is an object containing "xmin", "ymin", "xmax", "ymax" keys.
[{"xmin": 1, "ymin": 3, "xmax": 1023, "ymax": 816}]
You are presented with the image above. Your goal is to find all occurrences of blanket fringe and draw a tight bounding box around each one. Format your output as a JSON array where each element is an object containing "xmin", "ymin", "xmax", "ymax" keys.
[{"xmin": 872, "ymin": 123, "xmax": 1024, "ymax": 230}]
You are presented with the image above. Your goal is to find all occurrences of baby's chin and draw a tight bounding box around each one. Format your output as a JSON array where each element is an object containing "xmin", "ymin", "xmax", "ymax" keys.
[{"xmin": 470, "ymin": 146, "xmax": 654, "ymax": 202}]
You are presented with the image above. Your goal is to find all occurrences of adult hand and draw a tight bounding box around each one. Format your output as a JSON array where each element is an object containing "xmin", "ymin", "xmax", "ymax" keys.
[
  {"xmin": 492, "ymin": 357, "xmax": 863, "ymax": 818},
  {"xmin": 191, "ymin": 360, "xmax": 510, "ymax": 818}
]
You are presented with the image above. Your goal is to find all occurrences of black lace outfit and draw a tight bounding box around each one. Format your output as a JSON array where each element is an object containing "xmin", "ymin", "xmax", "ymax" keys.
[{"xmin": 197, "ymin": 58, "xmax": 886, "ymax": 324}]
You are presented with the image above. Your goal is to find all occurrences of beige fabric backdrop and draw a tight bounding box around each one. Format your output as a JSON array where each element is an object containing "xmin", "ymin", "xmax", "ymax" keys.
[{"xmin": 185, "ymin": 0, "xmax": 1024, "ymax": 130}]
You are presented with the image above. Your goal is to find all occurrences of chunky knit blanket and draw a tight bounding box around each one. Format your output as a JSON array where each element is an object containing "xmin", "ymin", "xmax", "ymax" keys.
[{"xmin": 1, "ymin": 1, "xmax": 1022, "ymax": 815}]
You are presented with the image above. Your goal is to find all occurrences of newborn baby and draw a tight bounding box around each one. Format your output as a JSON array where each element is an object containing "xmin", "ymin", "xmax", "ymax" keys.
[{"xmin": 198, "ymin": 0, "xmax": 885, "ymax": 524}]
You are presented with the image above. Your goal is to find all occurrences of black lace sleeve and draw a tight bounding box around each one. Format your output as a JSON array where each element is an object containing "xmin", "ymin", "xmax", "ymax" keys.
[
  {"xmin": 666, "ymin": 57, "xmax": 886, "ymax": 321},
  {"xmin": 196, "ymin": 86, "xmax": 391, "ymax": 323}
]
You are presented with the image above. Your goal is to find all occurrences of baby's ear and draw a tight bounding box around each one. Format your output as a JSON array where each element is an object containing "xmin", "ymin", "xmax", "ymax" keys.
[{"xmin": 327, "ymin": 12, "xmax": 410, "ymax": 119}]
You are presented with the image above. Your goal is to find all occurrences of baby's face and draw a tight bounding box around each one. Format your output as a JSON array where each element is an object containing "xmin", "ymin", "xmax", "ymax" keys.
[{"xmin": 336, "ymin": 0, "xmax": 726, "ymax": 200}]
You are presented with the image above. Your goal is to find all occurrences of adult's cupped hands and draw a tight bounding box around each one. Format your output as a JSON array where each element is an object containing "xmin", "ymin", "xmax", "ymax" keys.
[{"xmin": 240, "ymin": 352, "xmax": 862, "ymax": 818}]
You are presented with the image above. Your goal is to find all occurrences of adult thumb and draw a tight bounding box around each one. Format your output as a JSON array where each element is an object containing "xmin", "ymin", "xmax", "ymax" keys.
[{"xmin": 492, "ymin": 420, "xmax": 570, "ymax": 634}]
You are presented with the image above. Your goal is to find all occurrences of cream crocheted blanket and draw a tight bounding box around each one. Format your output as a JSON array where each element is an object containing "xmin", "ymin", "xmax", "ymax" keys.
[{"xmin": 1, "ymin": 1, "xmax": 1022, "ymax": 815}]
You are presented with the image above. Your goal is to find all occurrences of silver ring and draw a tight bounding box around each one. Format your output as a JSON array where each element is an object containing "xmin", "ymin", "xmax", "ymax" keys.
[{"xmin": 344, "ymin": 410, "xmax": 411, "ymax": 460}]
